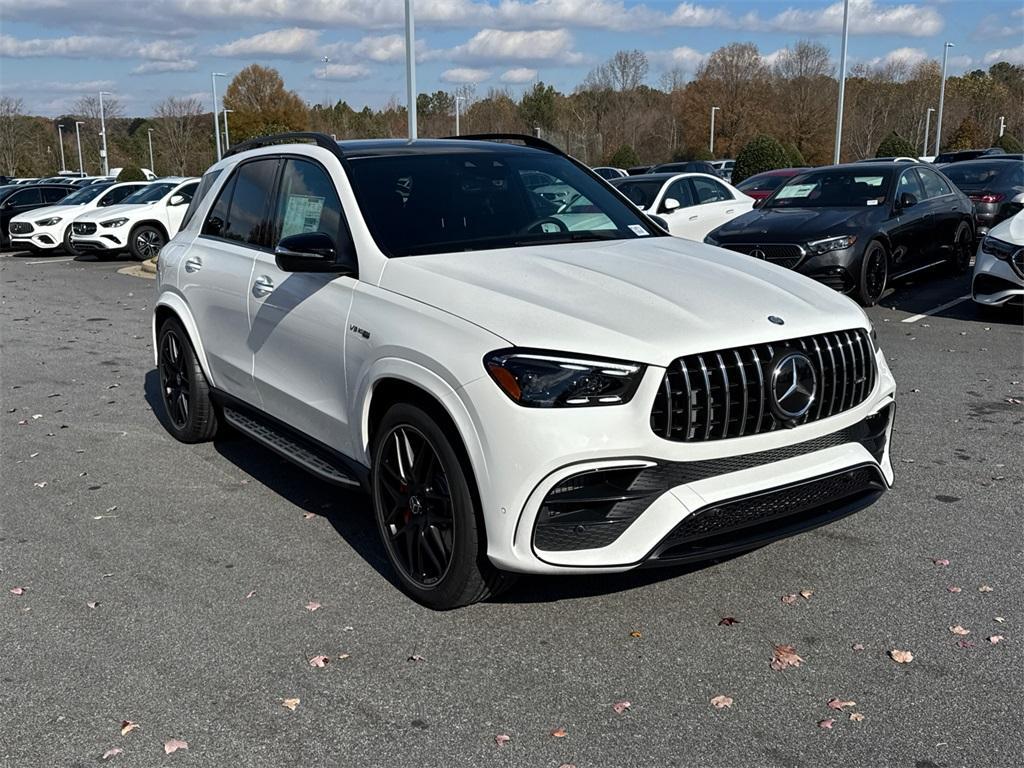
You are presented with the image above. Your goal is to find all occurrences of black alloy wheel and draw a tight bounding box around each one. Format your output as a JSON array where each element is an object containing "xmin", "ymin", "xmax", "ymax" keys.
[
  {"xmin": 160, "ymin": 330, "xmax": 191, "ymax": 430},
  {"xmin": 156, "ymin": 318, "xmax": 219, "ymax": 443},
  {"xmin": 857, "ymin": 241, "xmax": 889, "ymax": 307},
  {"xmin": 950, "ymin": 222, "xmax": 973, "ymax": 274}
]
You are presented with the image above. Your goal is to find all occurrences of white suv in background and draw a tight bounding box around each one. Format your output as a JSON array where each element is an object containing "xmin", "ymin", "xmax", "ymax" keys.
[
  {"xmin": 71, "ymin": 177, "xmax": 199, "ymax": 260},
  {"xmin": 8, "ymin": 181, "xmax": 149, "ymax": 254},
  {"xmin": 154, "ymin": 133, "xmax": 896, "ymax": 609}
]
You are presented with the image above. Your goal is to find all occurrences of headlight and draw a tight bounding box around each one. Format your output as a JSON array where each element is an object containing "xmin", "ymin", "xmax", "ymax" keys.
[
  {"xmin": 980, "ymin": 236, "xmax": 1013, "ymax": 261},
  {"xmin": 484, "ymin": 350, "xmax": 646, "ymax": 407},
  {"xmin": 102, "ymin": 218, "xmax": 129, "ymax": 228},
  {"xmin": 36, "ymin": 217, "xmax": 61, "ymax": 226},
  {"xmin": 807, "ymin": 235, "xmax": 857, "ymax": 254}
]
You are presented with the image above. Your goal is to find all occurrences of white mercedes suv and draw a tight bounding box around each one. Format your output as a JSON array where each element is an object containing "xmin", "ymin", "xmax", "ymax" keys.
[{"xmin": 153, "ymin": 133, "xmax": 896, "ymax": 609}]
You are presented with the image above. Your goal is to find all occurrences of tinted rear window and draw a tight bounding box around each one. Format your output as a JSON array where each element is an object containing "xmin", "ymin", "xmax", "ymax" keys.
[{"xmin": 942, "ymin": 162, "xmax": 1019, "ymax": 187}]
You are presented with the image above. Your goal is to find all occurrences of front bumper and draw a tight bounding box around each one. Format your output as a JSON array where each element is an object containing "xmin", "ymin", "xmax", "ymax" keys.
[
  {"xmin": 10, "ymin": 224, "xmax": 63, "ymax": 251},
  {"xmin": 460, "ymin": 347, "xmax": 896, "ymax": 574},
  {"xmin": 972, "ymin": 243, "xmax": 1024, "ymax": 307},
  {"xmin": 71, "ymin": 229, "xmax": 127, "ymax": 252}
]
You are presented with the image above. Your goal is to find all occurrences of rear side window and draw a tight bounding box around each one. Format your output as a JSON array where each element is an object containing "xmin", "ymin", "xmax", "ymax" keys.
[
  {"xmin": 11, "ymin": 188, "xmax": 42, "ymax": 205},
  {"xmin": 203, "ymin": 160, "xmax": 278, "ymax": 247},
  {"xmin": 270, "ymin": 158, "xmax": 345, "ymax": 245},
  {"xmin": 42, "ymin": 187, "xmax": 70, "ymax": 203},
  {"xmin": 918, "ymin": 168, "xmax": 952, "ymax": 198},
  {"xmin": 691, "ymin": 177, "xmax": 731, "ymax": 204},
  {"xmin": 181, "ymin": 170, "xmax": 221, "ymax": 230}
]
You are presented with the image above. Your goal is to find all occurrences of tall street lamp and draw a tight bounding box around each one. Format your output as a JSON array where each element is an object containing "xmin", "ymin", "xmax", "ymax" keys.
[
  {"xmin": 212, "ymin": 72, "xmax": 228, "ymax": 161},
  {"xmin": 222, "ymin": 108, "xmax": 233, "ymax": 150},
  {"xmin": 833, "ymin": 0, "xmax": 851, "ymax": 164},
  {"xmin": 709, "ymin": 106, "xmax": 720, "ymax": 155},
  {"xmin": 74, "ymin": 121, "xmax": 85, "ymax": 175},
  {"xmin": 98, "ymin": 90, "xmax": 112, "ymax": 176},
  {"xmin": 404, "ymin": 0, "xmax": 417, "ymax": 140},
  {"xmin": 147, "ymin": 128, "xmax": 155, "ymax": 175},
  {"xmin": 56, "ymin": 123, "xmax": 66, "ymax": 174},
  {"xmin": 934, "ymin": 42, "xmax": 954, "ymax": 155},
  {"xmin": 923, "ymin": 107, "xmax": 935, "ymax": 157},
  {"xmin": 321, "ymin": 56, "xmax": 331, "ymax": 108},
  {"xmin": 454, "ymin": 95, "xmax": 465, "ymax": 136}
]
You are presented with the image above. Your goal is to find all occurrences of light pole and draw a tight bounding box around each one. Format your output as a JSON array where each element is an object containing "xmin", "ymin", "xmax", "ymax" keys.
[
  {"xmin": 98, "ymin": 90, "xmax": 112, "ymax": 176},
  {"xmin": 404, "ymin": 0, "xmax": 417, "ymax": 140},
  {"xmin": 74, "ymin": 121, "xmax": 85, "ymax": 174},
  {"xmin": 56, "ymin": 123, "xmax": 66, "ymax": 174},
  {"xmin": 934, "ymin": 42, "xmax": 954, "ymax": 155},
  {"xmin": 222, "ymin": 108, "xmax": 233, "ymax": 150},
  {"xmin": 321, "ymin": 56, "xmax": 331, "ymax": 108},
  {"xmin": 923, "ymin": 107, "xmax": 935, "ymax": 157},
  {"xmin": 709, "ymin": 106, "xmax": 720, "ymax": 155},
  {"xmin": 212, "ymin": 72, "xmax": 227, "ymax": 161},
  {"xmin": 147, "ymin": 128, "xmax": 155, "ymax": 175},
  {"xmin": 833, "ymin": 0, "xmax": 851, "ymax": 164},
  {"xmin": 454, "ymin": 95, "xmax": 465, "ymax": 136}
]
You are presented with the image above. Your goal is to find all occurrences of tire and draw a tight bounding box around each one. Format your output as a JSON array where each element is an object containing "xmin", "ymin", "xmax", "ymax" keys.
[
  {"xmin": 129, "ymin": 224, "xmax": 165, "ymax": 262},
  {"xmin": 856, "ymin": 240, "xmax": 888, "ymax": 307},
  {"xmin": 371, "ymin": 403, "xmax": 514, "ymax": 609},
  {"xmin": 62, "ymin": 226, "xmax": 81, "ymax": 256},
  {"xmin": 156, "ymin": 318, "xmax": 220, "ymax": 443},
  {"xmin": 949, "ymin": 221, "xmax": 973, "ymax": 275}
]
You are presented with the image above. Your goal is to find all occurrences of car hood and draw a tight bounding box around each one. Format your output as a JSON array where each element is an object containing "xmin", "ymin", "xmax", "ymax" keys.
[
  {"xmin": 75, "ymin": 202, "xmax": 148, "ymax": 222},
  {"xmin": 989, "ymin": 211, "xmax": 1024, "ymax": 244},
  {"xmin": 711, "ymin": 206, "xmax": 881, "ymax": 243},
  {"xmin": 378, "ymin": 237, "xmax": 869, "ymax": 366},
  {"xmin": 9, "ymin": 203, "xmax": 78, "ymax": 223}
]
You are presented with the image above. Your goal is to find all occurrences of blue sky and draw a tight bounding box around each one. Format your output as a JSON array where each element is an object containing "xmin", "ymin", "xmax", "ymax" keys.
[{"xmin": 2, "ymin": 0, "xmax": 1022, "ymax": 117}]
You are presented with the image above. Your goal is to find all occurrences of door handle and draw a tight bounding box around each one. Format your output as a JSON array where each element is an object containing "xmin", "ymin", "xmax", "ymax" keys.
[
  {"xmin": 252, "ymin": 275, "xmax": 274, "ymax": 297},
  {"xmin": 184, "ymin": 256, "xmax": 202, "ymax": 273},
  {"xmin": 725, "ymin": 208, "xmax": 735, "ymax": 214},
  {"xmin": 689, "ymin": 215, "xmax": 699, "ymax": 221}
]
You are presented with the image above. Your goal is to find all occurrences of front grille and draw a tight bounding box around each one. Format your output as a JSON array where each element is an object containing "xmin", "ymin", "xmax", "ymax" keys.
[
  {"xmin": 9, "ymin": 221, "xmax": 32, "ymax": 235},
  {"xmin": 73, "ymin": 222, "xmax": 96, "ymax": 235},
  {"xmin": 651, "ymin": 329, "xmax": 876, "ymax": 442},
  {"xmin": 1013, "ymin": 248, "xmax": 1024, "ymax": 279},
  {"xmin": 724, "ymin": 243, "xmax": 805, "ymax": 270}
]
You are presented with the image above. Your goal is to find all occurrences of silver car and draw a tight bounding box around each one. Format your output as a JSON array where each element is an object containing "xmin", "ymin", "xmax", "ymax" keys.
[{"xmin": 972, "ymin": 211, "xmax": 1024, "ymax": 310}]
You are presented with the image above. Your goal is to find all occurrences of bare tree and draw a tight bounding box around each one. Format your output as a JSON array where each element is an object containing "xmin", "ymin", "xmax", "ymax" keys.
[
  {"xmin": 153, "ymin": 97, "xmax": 206, "ymax": 175},
  {"xmin": 72, "ymin": 94, "xmax": 124, "ymax": 173},
  {"xmin": 0, "ymin": 96, "xmax": 27, "ymax": 175},
  {"xmin": 584, "ymin": 50, "xmax": 649, "ymax": 92},
  {"xmin": 773, "ymin": 41, "xmax": 835, "ymax": 163}
]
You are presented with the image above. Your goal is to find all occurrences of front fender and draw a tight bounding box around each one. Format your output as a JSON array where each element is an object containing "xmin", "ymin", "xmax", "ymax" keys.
[{"xmin": 153, "ymin": 290, "xmax": 215, "ymax": 387}]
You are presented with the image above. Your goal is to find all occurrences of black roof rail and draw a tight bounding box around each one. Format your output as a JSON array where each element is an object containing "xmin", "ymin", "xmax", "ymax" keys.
[
  {"xmin": 223, "ymin": 131, "xmax": 342, "ymax": 160},
  {"xmin": 445, "ymin": 133, "xmax": 566, "ymax": 156}
]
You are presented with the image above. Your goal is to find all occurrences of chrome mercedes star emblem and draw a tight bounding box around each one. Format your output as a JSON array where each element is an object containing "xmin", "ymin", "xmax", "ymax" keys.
[
  {"xmin": 750, "ymin": 248, "xmax": 766, "ymax": 260},
  {"xmin": 770, "ymin": 351, "xmax": 817, "ymax": 421},
  {"xmin": 768, "ymin": 315, "xmax": 785, "ymax": 325}
]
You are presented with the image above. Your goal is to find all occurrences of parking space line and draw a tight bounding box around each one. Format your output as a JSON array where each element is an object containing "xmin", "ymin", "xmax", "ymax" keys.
[
  {"xmin": 26, "ymin": 257, "xmax": 77, "ymax": 264},
  {"xmin": 901, "ymin": 294, "xmax": 971, "ymax": 324}
]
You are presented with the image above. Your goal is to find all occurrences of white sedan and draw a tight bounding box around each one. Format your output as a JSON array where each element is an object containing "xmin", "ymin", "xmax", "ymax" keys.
[{"xmin": 610, "ymin": 172, "xmax": 754, "ymax": 240}]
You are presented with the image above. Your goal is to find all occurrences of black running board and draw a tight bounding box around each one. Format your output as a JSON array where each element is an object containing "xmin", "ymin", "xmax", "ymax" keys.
[{"xmin": 222, "ymin": 405, "xmax": 362, "ymax": 488}]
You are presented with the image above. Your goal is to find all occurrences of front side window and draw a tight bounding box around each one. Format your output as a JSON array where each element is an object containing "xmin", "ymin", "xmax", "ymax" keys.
[
  {"xmin": 181, "ymin": 170, "xmax": 222, "ymax": 230},
  {"xmin": 897, "ymin": 169, "xmax": 926, "ymax": 201},
  {"xmin": 270, "ymin": 158, "xmax": 345, "ymax": 244},
  {"xmin": 766, "ymin": 171, "xmax": 890, "ymax": 208},
  {"xmin": 691, "ymin": 177, "xmax": 731, "ymax": 204},
  {"xmin": 662, "ymin": 179, "xmax": 695, "ymax": 210},
  {"xmin": 346, "ymin": 150, "xmax": 660, "ymax": 257},
  {"xmin": 203, "ymin": 160, "xmax": 277, "ymax": 247}
]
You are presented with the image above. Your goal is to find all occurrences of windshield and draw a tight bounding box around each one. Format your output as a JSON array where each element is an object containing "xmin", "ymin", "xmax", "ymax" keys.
[
  {"xmin": 59, "ymin": 184, "xmax": 111, "ymax": 205},
  {"xmin": 942, "ymin": 162, "xmax": 1019, "ymax": 188},
  {"xmin": 345, "ymin": 150, "xmax": 660, "ymax": 257},
  {"xmin": 765, "ymin": 170, "xmax": 890, "ymax": 208},
  {"xmin": 610, "ymin": 179, "xmax": 664, "ymax": 210},
  {"xmin": 122, "ymin": 182, "xmax": 172, "ymax": 204}
]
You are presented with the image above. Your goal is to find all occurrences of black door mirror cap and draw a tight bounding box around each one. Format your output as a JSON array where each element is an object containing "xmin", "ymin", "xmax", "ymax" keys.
[
  {"xmin": 898, "ymin": 191, "xmax": 918, "ymax": 209},
  {"xmin": 274, "ymin": 231, "xmax": 357, "ymax": 276}
]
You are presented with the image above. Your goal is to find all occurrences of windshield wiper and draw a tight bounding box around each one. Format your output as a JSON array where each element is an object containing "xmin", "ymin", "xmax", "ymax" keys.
[{"xmin": 513, "ymin": 231, "xmax": 624, "ymax": 246}]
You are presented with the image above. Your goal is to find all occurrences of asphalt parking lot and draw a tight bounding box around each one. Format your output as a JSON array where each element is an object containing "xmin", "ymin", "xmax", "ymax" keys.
[{"xmin": 2, "ymin": 249, "xmax": 1021, "ymax": 767}]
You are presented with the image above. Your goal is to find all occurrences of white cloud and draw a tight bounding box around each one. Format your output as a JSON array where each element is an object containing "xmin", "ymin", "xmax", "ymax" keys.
[
  {"xmin": 752, "ymin": 0, "xmax": 944, "ymax": 38},
  {"xmin": 450, "ymin": 28, "xmax": 582, "ymax": 64},
  {"xmin": 984, "ymin": 44, "xmax": 1024, "ymax": 65},
  {"xmin": 666, "ymin": 2, "xmax": 730, "ymax": 27},
  {"xmin": 500, "ymin": 67, "xmax": 538, "ymax": 83},
  {"xmin": 8, "ymin": 79, "xmax": 117, "ymax": 94},
  {"xmin": 441, "ymin": 67, "xmax": 491, "ymax": 84},
  {"xmin": 313, "ymin": 63, "xmax": 371, "ymax": 81},
  {"xmin": 0, "ymin": 33, "xmax": 191, "ymax": 60},
  {"xmin": 659, "ymin": 45, "xmax": 708, "ymax": 71},
  {"xmin": 872, "ymin": 47, "xmax": 929, "ymax": 67},
  {"xmin": 212, "ymin": 27, "xmax": 320, "ymax": 57},
  {"xmin": 350, "ymin": 34, "xmax": 406, "ymax": 63},
  {"xmin": 131, "ymin": 60, "xmax": 199, "ymax": 75}
]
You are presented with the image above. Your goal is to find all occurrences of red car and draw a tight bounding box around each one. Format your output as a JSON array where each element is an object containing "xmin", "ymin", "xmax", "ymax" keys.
[{"xmin": 735, "ymin": 168, "xmax": 811, "ymax": 201}]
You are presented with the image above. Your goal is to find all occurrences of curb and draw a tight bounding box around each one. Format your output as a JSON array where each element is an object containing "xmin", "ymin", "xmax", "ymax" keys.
[{"xmin": 117, "ymin": 264, "xmax": 156, "ymax": 280}]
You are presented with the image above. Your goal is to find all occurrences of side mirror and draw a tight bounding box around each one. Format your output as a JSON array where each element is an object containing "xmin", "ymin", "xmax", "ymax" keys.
[
  {"xmin": 275, "ymin": 231, "xmax": 357, "ymax": 275},
  {"xmin": 661, "ymin": 197, "xmax": 681, "ymax": 213},
  {"xmin": 752, "ymin": 198, "xmax": 764, "ymax": 208},
  {"xmin": 649, "ymin": 215, "xmax": 670, "ymax": 231},
  {"xmin": 168, "ymin": 194, "xmax": 187, "ymax": 206},
  {"xmin": 897, "ymin": 191, "xmax": 917, "ymax": 210}
]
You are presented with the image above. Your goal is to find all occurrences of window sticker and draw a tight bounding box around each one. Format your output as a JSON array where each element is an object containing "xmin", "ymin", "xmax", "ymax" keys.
[
  {"xmin": 629, "ymin": 224, "xmax": 650, "ymax": 236},
  {"xmin": 776, "ymin": 183, "xmax": 816, "ymax": 199},
  {"xmin": 281, "ymin": 194, "xmax": 325, "ymax": 238}
]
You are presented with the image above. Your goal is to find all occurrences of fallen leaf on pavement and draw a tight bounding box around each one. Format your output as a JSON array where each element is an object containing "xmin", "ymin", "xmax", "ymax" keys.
[
  {"xmin": 987, "ymin": 635, "xmax": 1004, "ymax": 645},
  {"xmin": 850, "ymin": 713, "xmax": 866, "ymax": 722},
  {"xmin": 995, "ymin": 617, "xmax": 1005, "ymax": 623},
  {"xmin": 800, "ymin": 589, "xmax": 814, "ymax": 600},
  {"xmin": 550, "ymin": 727, "xmax": 567, "ymax": 737},
  {"xmin": 9, "ymin": 587, "xmax": 25, "ymax": 596},
  {"xmin": 771, "ymin": 644, "xmax": 804, "ymax": 671},
  {"xmin": 282, "ymin": 698, "xmax": 300, "ymax": 711},
  {"xmin": 303, "ymin": 512, "xmax": 316, "ymax": 520},
  {"xmin": 308, "ymin": 655, "xmax": 330, "ymax": 667},
  {"xmin": 978, "ymin": 585, "xmax": 994, "ymax": 593},
  {"xmin": 817, "ymin": 718, "xmax": 835, "ymax": 730},
  {"xmin": 119, "ymin": 721, "xmax": 138, "ymax": 736},
  {"xmin": 851, "ymin": 643, "xmax": 865, "ymax": 651},
  {"xmin": 337, "ymin": 653, "xmax": 350, "ymax": 660},
  {"xmin": 305, "ymin": 601, "xmax": 321, "ymax": 612},
  {"xmin": 781, "ymin": 594, "xmax": 798, "ymax": 605},
  {"xmin": 718, "ymin": 617, "xmax": 739, "ymax": 626},
  {"xmin": 710, "ymin": 695, "xmax": 733, "ymax": 709},
  {"xmin": 956, "ymin": 640, "xmax": 975, "ymax": 649},
  {"xmin": 949, "ymin": 625, "xmax": 970, "ymax": 636},
  {"xmin": 244, "ymin": 590, "xmax": 256, "ymax": 599},
  {"xmin": 947, "ymin": 586, "xmax": 962, "ymax": 593},
  {"xmin": 87, "ymin": 601, "xmax": 99, "ymax": 609},
  {"xmin": 612, "ymin": 700, "xmax": 631, "ymax": 714},
  {"xmin": 889, "ymin": 649, "xmax": 913, "ymax": 663},
  {"xmin": 932, "ymin": 558, "xmax": 950, "ymax": 566},
  {"xmin": 408, "ymin": 654, "xmax": 426, "ymax": 662},
  {"xmin": 827, "ymin": 698, "xmax": 856, "ymax": 710},
  {"xmin": 163, "ymin": 739, "xmax": 188, "ymax": 755},
  {"xmin": 495, "ymin": 734, "xmax": 510, "ymax": 746},
  {"xmin": 101, "ymin": 747, "xmax": 123, "ymax": 760},
  {"xmin": 629, "ymin": 630, "xmax": 642, "ymax": 638}
]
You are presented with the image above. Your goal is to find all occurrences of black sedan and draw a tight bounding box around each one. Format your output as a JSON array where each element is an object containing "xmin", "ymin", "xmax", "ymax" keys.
[
  {"xmin": 0, "ymin": 184, "xmax": 76, "ymax": 250},
  {"xmin": 704, "ymin": 163, "xmax": 974, "ymax": 306},
  {"xmin": 941, "ymin": 158, "xmax": 1024, "ymax": 236}
]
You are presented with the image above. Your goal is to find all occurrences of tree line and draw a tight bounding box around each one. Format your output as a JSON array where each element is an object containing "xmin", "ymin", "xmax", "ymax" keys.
[{"xmin": 2, "ymin": 42, "xmax": 1021, "ymax": 179}]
